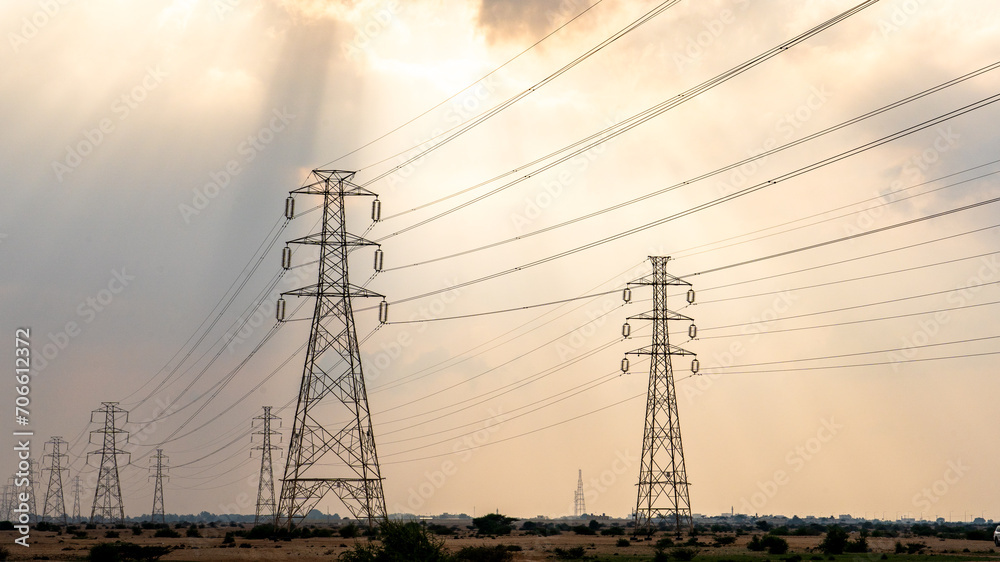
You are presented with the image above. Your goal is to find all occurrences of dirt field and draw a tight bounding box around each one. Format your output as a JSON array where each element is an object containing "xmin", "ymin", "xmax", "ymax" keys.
[{"xmin": 3, "ymin": 525, "xmax": 999, "ymax": 561}]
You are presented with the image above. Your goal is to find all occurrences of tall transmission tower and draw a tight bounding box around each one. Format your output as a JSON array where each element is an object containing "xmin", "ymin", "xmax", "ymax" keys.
[
  {"xmin": 149, "ymin": 449, "xmax": 167, "ymax": 524},
  {"xmin": 71, "ymin": 476, "xmax": 82, "ymax": 523},
  {"xmin": 88, "ymin": 402, "xmax": 129, "ymax": 525},
  {"xmin": 573, "ymin": 469, "xmax": 586, "ymax": 517},
  {"xmin": 252, "ymin": 406, "xmax": 280, "ymax": 527},
  {"xmin": 624, "ymin": 256, "xmax": 698, "ymax": 535},
  {"xmin": 42, "ymin": 436, "xmax": 68, "ymax": 525},
  {"xmin": 276, "ymin": 170, "xmax": 387, "ymax": 529}
]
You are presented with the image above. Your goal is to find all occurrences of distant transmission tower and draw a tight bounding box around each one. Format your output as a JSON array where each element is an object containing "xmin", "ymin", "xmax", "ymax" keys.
[
  {"xmin": 72, "ymin": 476, "xmax": 82, "ymax": 523},
  {"xmin": 24, "ymin": 458, "xmax": 38, "ymax": 523},
  {"xmin": 42, "ymin": 436, "xmax": 68, "ymax": 525},
  {"xmin": 252, "ymin": 406, "xmax": 280, "ymax": 527},
  {"xmin": 1, "ymin": 480, "xmax": 13, "ymax": 521},
  {"xmin": 276, "ymin": 170, "xmax": 387, "ymax": 529},
  {"xmin": 624, "ymin": 256, "xmax": 697, "ymax": 535},
  {"xmin": 149, "ymin": 449, "xmax": 167, "ymax": 524},
  {"xmin": 574, "ymin": 469, "xmax": 586, "ymax": 517},
  {"xmin": 88, "ymin": 402, "xmax": 129, "ymax": 525}
]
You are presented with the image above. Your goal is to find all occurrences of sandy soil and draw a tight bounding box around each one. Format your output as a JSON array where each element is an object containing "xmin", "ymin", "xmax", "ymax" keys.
[{"xmin": 2, "ymin": 525, "xmax": 998, "ymax": 561}]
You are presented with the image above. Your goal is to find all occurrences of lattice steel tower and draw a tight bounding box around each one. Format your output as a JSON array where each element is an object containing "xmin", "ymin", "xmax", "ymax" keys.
[
  {"xmin": 276, "ymin": 169, "xmax": 386, "ymax": 529},
  {"xmin": 573, "ymin": 469, "xmax": 586, "ymax": 517},
  {"xmin": 24, "ymin": 458, "xmax": 38, "ymax": 524},
  {"xmin": 252, "ymin": 406, "xmax": 280, "ymax": 527},
  {"xmin": 1, "ymin": 480, "xmax": 13, "ymax": 521},
  {"xmin": 71, "ymin": 476, "xmax": 82, "ymax": 523},
  {"xmin": 149, "ymin": 449, "xmax": 167, "ymax": 524},
  {"xmin": 624, "ymin": 256, "xmax": 697, "ymax": 534},
  {"xmin": 88, "ymin": 402, "xmax": 129, "ymax": 525},
  {"xmin": 42, "ymin": 436, "xmax": 68, "ymax": 525}
]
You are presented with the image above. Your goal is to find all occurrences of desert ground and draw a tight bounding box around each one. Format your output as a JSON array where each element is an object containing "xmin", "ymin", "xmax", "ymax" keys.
[{"xmin": 3, "ymin": 522, "xmax": 999, "ymax": 561}]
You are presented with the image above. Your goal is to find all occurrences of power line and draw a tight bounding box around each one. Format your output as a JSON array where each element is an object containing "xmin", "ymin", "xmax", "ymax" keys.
[
  {"xmin": 357, "ymin": 0, "xmax": 685, "ymax": 185},
  {"xmin": 695, "ymin": 300, "xmax": 1000, "ymax": 340},
  {"xmin": 370, "ymin": 0, "xmax": 881, "ymax": 233},
  {"xmin": 383, "ymin": 289, "xmax": 621, "ymax": 324},
  {"xmin": 696, "ymin": 223, "xmax": 1000, "ymax": 294},
  {"xmin": 378, "ymin": 63, "xmax": 1000, "ymax": 270},
  {"xmin": 319, "ymin": 0, "xmax": 607, "ymax": 168},
  {"xmin": 361, "ymin": 92, "xmax": 1000, "ymax": 309},
  {"xmin": 689, "ymin": 194, "xmax": 1000, "ymax": 277}
]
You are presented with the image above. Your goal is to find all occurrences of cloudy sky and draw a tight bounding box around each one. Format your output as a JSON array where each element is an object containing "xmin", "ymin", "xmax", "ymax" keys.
[{"xmin": 3, "ymin": 0, "xmax": 999, "ymax": 522}]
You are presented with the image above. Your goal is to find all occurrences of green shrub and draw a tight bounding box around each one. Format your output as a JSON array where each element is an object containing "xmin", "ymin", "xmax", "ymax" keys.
[
  {"xmin": 340, "ymin": 520, "xmax": 450, "ymax": 562},
  {"xmin": 454, "ymin": 544, "xmax": 515, "ymax": 561},
  {"xmin": 672, "ymin": 546, "xmax": 698, "ymax": 561},
  {"xmin": 601, "ymin": 525, "xmax": 625, "ymax": 536},
  {"xmin": 339, "ymin": 522, "xmax": 360, "ymax": 538},
  {"xmin": 714, "ymin": 536, "xmax": 736, "ymax": 546},
  {"xmin": 552, "ymin": 546, "xmax": 587, "ymax": 559},
  {"xmin": 89, "ymin": 541, "xmax": 171, "ymax": 562},
  {"xmin": 762, "ymin": 535, "xmax": 789, "ymax": 555},
  {"xmin": 471, "ymin": 513, "xmax": 517, "ymax": 536},
  {"xmin": 819, "ymin": 526, "xmax": 848, "ymax": 554},
  {"xmin": 153, "ymin": 527, "xmax": 180, "ymax": 538},
  {"xmin": 616, "ymin": 537, "xmax": 631, "ymax": 547},
  {"xmin": 656, "ymin": 536, "xmax": 675, "ymax": 549},
  {"xmin": 105, "ymin": 530, "xmax": 120, "ymax": 538}
]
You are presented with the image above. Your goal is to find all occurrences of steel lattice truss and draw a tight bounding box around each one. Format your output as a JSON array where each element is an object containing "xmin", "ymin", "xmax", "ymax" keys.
[
  {"xmin": 42, "ymin": 437, "xmax": 68, "ymax": 525},
  {"xmin": 89, "ymin": 402, "xmax": 129, "ymax": 525},
  {"xmin": 627, "ymin": 256, "xmax": 695, "ymax": 535},
  {"xmin": 278, "ymin": 170, "xmax": 386, "ymax": 529},
  {"xmin": 253, "ymin": 406, "xmax": 280, "ymax": 527},
  {"xmin": 150, "ymin": 449, "xmax": 167, "ymax": 524}
]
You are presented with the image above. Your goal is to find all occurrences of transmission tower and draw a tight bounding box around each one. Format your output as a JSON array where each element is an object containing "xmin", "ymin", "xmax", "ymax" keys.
[
  {"xmin": 1, "ymin": 480, "xmax": 13, "ymax": 522},
  {"xmin": 149, "ymin": 449, "xmax": 167, "ymax": 524},
  {"xmin": 252, "ymin": 406, "xmax": 281, "ymax": 527},
  {"xmin": 276, "ymin": 169, "xmax": 387, "ymax": 529},
  {"xmin": 88, "ymin": 402, "xmax": 129, "ymax": 525},
  {"xmin": 624, "ymin": 256, "xmax": 697, "ymax": 535},
  {"xmin": 573, "ymin": 469, "xmax": 586, "ymax": 517},
  {"xmin": 23, "ymin": 458, "xmax": 38, "ymax": 524},
  {"xmin": 72, "ymin": 475, "xmax": 82, "ymax": 523},
  {"xmin": 42, "ymin": 436, "xmax": 68, "ymax": 525}
]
